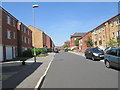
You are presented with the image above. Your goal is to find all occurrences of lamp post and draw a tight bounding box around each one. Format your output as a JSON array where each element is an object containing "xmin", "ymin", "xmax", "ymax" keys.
[{"xmin": 32, "ymin": 5, "xmax": 39, "ymax": 63}]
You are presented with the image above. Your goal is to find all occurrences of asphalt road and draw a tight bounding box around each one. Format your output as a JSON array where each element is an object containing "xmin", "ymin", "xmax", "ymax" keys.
[{"xmin": 41, "ymin": 51, "xmax": 119, "ymax": 88}]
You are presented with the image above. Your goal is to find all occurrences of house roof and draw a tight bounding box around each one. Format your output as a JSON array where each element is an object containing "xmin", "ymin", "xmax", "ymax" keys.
[
  {"xmin": 0, "ymin": 7, "xmax": 18, "ymax": 21},
  {"xmin": 71, "ymin": 33, "xmax": 86, "ymax": 37},
  {"xmin": 91, "ymin": 13, "xmax": 120, "ymax": 32}
]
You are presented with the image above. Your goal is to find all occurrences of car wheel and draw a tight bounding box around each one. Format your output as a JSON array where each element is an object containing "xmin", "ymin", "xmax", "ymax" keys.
[
  {"xmin": 92, "ymin": 56, "xmax": 95, "ymax": 61},
  {"xmin": 85, "ymin": 55, "xmax": 88, "ymax": 59},
  {"xmin": 105, "ymin": 60, "xmax": 111, "ymax": 68}
]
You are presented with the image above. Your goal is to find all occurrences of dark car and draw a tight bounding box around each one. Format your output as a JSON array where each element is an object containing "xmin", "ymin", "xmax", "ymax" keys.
[
  {"xmin": 85, "ymin": 47, "xmax": 104, "ymax": 61},
  {"xmin": 64, "ymin": 49, "xmax": 68, "ymax": 52},
  {"xmin": 104, "ymin": 48, "xmax": 120, "ymax": 69},
  {"xmin": 54, "ymin": 48, "xmax": 59, "ymax": 53},
  {"xmin": 104, "ymin": 47, "xmax": 112, "ymax": 53}
]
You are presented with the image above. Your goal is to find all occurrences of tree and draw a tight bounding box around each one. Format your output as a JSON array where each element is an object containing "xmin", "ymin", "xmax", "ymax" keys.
[
  {"xmin": 74, "ymin": 38, "xmax": 80, "ymax": 46},
  {"xmin": 85, "ymin": 36, "xmax": 94, "ymax": 48},
  {"xmin": 107, "ymin": 39, "xmax": 118, "ymax": 48},
  {"xmin": 64, "ymin": 44, "xmax": 68, "ymax": 48}
]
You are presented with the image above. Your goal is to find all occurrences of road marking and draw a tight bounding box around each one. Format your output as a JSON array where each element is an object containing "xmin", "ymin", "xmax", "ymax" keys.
[{"xmin": 34, "ymin": 53, "xmax": 55, "ymax": 90}]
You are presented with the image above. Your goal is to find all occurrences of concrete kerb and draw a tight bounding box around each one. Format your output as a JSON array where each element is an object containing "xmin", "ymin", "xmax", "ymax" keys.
[
  {"xmin": 14, "ymin": 53, "xmax": 56, "ymax": 89},
  {"xmin": 34, "ymin": 53, "xmax": 55, "ymax": 89},
  {"xmin": 2, "ymin": 53, "xmax": 56, "ymax": 89}
]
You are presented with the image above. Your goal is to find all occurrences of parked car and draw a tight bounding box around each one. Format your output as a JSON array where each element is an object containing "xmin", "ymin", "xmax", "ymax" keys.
[
  {"xmin": 104, "ymin": 48, "xmax": 120, "ymax": 69},
  {"xmin": 54, "ymin": 48, "xmax": 59, "ymax": 53},
  {"xmin": 64, "ymin": 49, "xmax": 68, "ymax": 52},
  {"xmin": 104, "ymin": 47, "xmax": 112, "ymax": 53},
  {"xmin": 85, "ymin": 47, "xmax": 104, "ymax": 61}
]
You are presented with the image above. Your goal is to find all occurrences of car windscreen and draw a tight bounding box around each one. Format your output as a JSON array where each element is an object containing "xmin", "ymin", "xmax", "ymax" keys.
[{"xmin": 92, "ymin": 48, "xmax": 103, "ymax": 53}]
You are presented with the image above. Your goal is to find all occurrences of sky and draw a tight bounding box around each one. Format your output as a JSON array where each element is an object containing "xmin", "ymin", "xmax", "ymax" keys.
[{"xmin": 2, "ymin": 2, "xmax": 118, "ymax": 46}]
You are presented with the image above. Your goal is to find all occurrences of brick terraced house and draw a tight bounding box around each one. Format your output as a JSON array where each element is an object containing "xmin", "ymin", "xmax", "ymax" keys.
[
  {"xmin": 28, "ymin": 25, "xmax": 47, "ymax": 48},
  {"xmin": 79, "ymin": 31, "xmax": 92, "ymax": 52},
  {"xmin": 0, "ymin": 7, "xmax": 18, "ymax": 61},
  {"xmin": 70, "ymin": 33, "xmax": 86, "ymax": 49},
  {"xmin": 17, "ymin": 22, "xmax": 32, "ymax": 57},
  {"xmin": 92, "ymin": 14, "xmax": 120, "ymax": 49}
]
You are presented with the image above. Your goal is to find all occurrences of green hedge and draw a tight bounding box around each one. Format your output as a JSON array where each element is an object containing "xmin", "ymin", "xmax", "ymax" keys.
[
  {"xmin": 22, "ymin": 48, "xmax": 47, "ymax": 57},
  {"xmin": 67, "ymin": 49, "xmax": 74, "ymax": 51}
]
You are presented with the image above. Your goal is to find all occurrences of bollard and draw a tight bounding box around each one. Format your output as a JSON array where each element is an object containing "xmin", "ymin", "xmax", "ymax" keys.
[{"xmin": 22, "ymin": 61, "xmax": 25, "ymax": 65}]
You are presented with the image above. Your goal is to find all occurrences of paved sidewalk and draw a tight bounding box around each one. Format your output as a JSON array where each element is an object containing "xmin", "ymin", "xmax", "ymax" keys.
[{"xmin": 2, "ymin": 53, "xmax": 56, "ymax": 89}]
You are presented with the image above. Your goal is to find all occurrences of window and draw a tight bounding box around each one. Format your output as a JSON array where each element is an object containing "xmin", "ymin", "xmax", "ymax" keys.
[
  {"xmin": 99, "ymin": 40, "xmax": 102, "ymax": 45},
  {"xmin": 24, "ymin": 37, "xmax": 26, "ymax": 43},
  {"xmin": 110, "ymin": 21, "xmax": 114, "ymax": 26},
  {"xmin": 116, "ymin": 18, "xmax": 120, "ymax": 25},
  {"xmin": 22, "ymin": 36, "xmax": 24, "ymax": 42},
  {"xmin": 24, "ymin": 27, "xmax": 26, "ymax": 33},
  {"xmin": 28, "ymin": 30, "xmax": 30, "ymax": 35},
  {"xmin": 13, "ymin": 32, "xmax": 16, "ymax": 39},
  {"xmin": 94, "ymin": 30, "xmax": 96, "ymax": 34},
  {"xmin": 117, "ymin": 30, "xmax": 120, "ymax": 36},
  {"xmin": 13, "ymin": 20, "xmax": 16, "ymax": 27},
  {"xmin": 28, "ymin": 38, "xmax": 30, "ymax": 44},
  {"xmin": 7, "ymin": 30, "xmax": 11, "ymax": 39},
  {"xmin": 107, "ymin": 49, "xmax": 117, "ymax": 56},
  {"xmin": 95, "ymin": 41, "xmax": 97, "ymax": 45},
  {"xmin": 98, "ymin": 29, "xmax": 101, "ymax": 33},
  {"xmin": 112, "ymin": 32, "xmax": 115, "ymax": 38},
  {"xmin": 7, "ymin": 16, "xmax": 11, "ymax": 25}
]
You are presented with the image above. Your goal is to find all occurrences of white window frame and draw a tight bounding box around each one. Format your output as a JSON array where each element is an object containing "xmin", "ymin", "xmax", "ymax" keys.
[
  {"xmin": 24, "ymin": 27, "xmax": 26, "ymax": 33},
  {"xmin": 74, "ymin": 38, "xmax": 76, "ymax": 40},
  {"xmin": 7, "ymin": 30, "xmax": 11, "ymax": 39},
  {"xmin": 13, "ymin": 20, "xmax": 16, "ymax": 27},
  {"xmin": 112, "ymin": 32, "xmax": 115, "ymax": 38},
  {"xmin": 28, "ymin": 30, "xmax": 30, "ymax": 35},
  {"xmin": 117, "ymin": 30, "xmax": 120, "ymax": 36},
  {"xmin": 7, "ymin": 16, "xmax": 11, "ymax": 25},
  {"xmin": 110, "ymin": 21, "xmax": 114, "ymax": 26},
  {"xmin": 116, "ymin": 18, "xmax": 120, "ymax": 25}
]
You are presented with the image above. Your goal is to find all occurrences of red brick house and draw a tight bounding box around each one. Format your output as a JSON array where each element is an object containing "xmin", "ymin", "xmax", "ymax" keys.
[
  {"xmin": 79, "ymin": 31, "xmax": 92, "ymax": 52},
  {"xmin": 46, "ymin": 34, "xmax": 55, "ymax": 52},
  {"xmin": 0, "ymin": 7, "xmax": 18, "ymax": 61},
  {"xmin": 17, "ymin": 22, "xmax": 32, "ymax": 57},
  {"xmin": 46, "ymin": 34, "xmax": 51, "ymax": 49},
  {"xmin": 70, "ymin": 33, "xmax": 86, "ymax": 49}
]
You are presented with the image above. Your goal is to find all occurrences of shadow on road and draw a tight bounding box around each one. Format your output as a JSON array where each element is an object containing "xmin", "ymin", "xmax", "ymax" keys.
[{"xmin": 2, "ymin": 62, "xmax": 42, "ymax": 89}]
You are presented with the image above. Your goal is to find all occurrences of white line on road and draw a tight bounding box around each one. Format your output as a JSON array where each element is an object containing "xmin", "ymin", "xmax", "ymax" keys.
[{"xmin": 34, "ymin": 54, "xmax": 55, "ymax": 90}]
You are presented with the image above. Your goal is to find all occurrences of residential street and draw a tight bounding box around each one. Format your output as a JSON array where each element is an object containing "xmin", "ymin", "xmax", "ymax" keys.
[{"xmin": 41, "ymin": 51, "xmax": 118, "ymax": 88}]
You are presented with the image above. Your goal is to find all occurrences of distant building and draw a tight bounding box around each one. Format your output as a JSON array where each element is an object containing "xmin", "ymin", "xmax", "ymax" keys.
[
  {"xmin": 70, "ymin": 33, "xmax": 86, "ymax": 49},
  {"xmin": 46, "ymin": 34, "xmax": 55, "ymax": 51},
  {"xmin": 17, "ymin": 22, "xmax": 32, "ymax": 57},
  {"xmin": 64, "ymin": 41, "xmax": 70, "ymax": 49},
  {"xmin": 28, "ymin": 25, "xmax": 46, "ymax": 48},
  {"xmin": 79, "ymin": 31, "xmax": 92, "ymax": 52}
]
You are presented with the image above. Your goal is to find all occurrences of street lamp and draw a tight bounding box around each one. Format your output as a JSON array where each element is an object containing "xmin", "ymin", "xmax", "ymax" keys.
[{"xmin": 32, "ymin": 5, "xmax": 39, "ymax": 63}]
